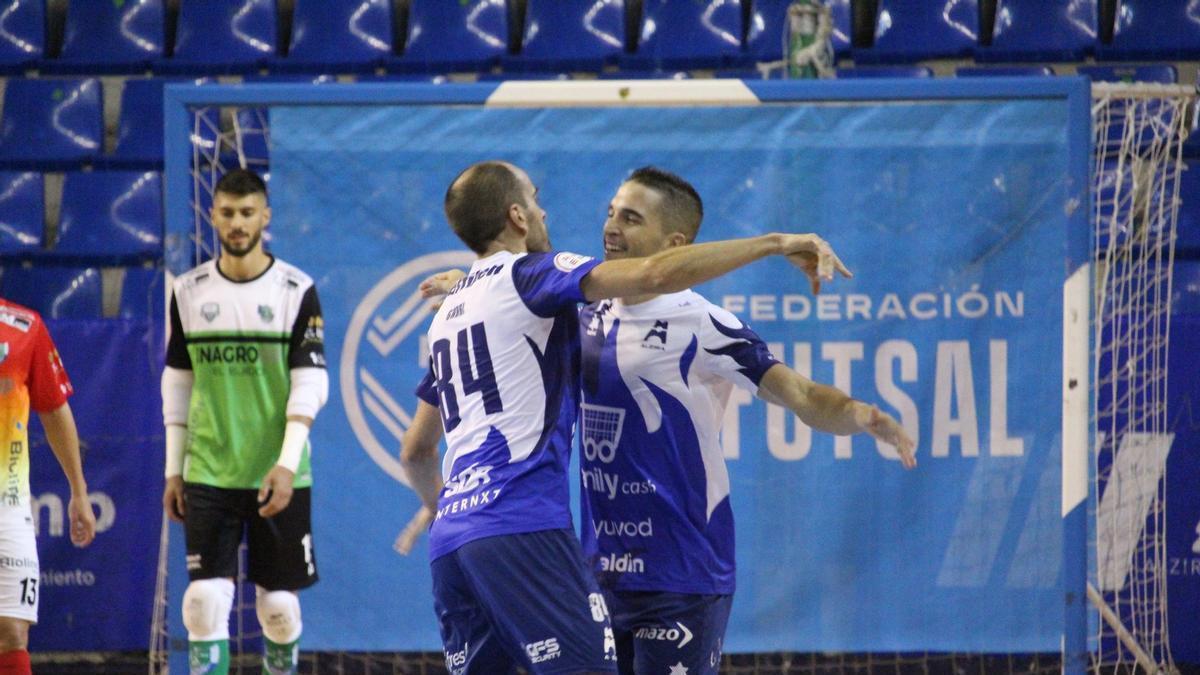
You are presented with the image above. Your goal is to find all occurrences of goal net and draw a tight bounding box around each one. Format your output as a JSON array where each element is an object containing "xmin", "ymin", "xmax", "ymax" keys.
[
  {"xmin": 149, "ymin": 79, "xmax": 1192, "ymax": 674},
  {"xmin": 1088, "ymin": 82, "xmax": 1193, "ymax": 674}
]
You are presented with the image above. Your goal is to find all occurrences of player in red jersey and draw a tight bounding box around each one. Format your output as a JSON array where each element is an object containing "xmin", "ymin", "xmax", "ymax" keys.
[{"xmin": 0, "ymin": 299, "xmax": 94, "ymax": 675}]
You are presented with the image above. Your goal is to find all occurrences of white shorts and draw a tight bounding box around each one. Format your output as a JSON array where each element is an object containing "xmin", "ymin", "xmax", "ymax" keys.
[{"xmin": 0, "ymin": 509, "xmax": 39, "ymax": 623}]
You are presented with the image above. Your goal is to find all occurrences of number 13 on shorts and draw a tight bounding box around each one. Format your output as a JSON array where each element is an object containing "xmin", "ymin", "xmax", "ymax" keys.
[{"xmin": 590, "ymin": 593, "xmax": 618, "ymax": 662}]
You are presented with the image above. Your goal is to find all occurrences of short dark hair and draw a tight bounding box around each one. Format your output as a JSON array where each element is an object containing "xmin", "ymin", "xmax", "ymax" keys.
[
  {"xmin": 214, "ymin": 168, "xmax": 268, "ymax": 199},
  {"xmin": 626, "ymin": 166, "xmax": 703, "ymax": 242},
  {"xmin": 444, "ymin": 161, "xmax": 528, "ymax": 254}
]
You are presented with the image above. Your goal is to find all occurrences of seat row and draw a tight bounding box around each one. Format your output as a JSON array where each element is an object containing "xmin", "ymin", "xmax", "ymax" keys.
[
  {"xmin": 0, "ymin": 170, "xmax": 161, "ymax": 263},
  {"xmin": 0, "ymin": 265, "xmax": 161, "ymax": 320},
  {"xmin": 0, "ymin": 60, "xmax": 1192, "ymax": 170},
  {"xmin": 0, "ymin": 0, "xmax": 1195, "ymax": 77}
]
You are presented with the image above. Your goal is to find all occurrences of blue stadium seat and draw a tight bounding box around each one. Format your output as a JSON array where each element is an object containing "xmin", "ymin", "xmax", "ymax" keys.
[
  {"xmin": 391, "ymin": 0, "xmax": 509, "ymax": 74},
  {"xmin": 977, "ymin": 0, "xmax": 1096, "ymax": 62},
  {"xmin": 162, "ymin": 0, "xmax": 278, "ymax": 74},
  {"xmin": 624, "ymin": 0, "xmax": 745, "ymax": 70},
  {"xmin": 0, "ymin": 78, "xmax": 102, "ymax": 169},
  {"xmin": 836, "ymin": 66, "xmax": 933, "ymax": 78},
  {"xmin": 505, "ymin": 0, "xmax": 626, "ymax": 72},
  {"xmin": 956, "ymin": 66, "xmax": 1054, "ymax": 77},
  {"xmin": 44, "ymin": 0, "xmax": 165, "ymax": 73},
  {"xmin": 1177, "ymin": 162, "xmax": 1200, "ymax": 256},
  {"xmin": 0, "ymin": 0, "xmax": 44, "ymax": 73},
  {"xmin": 0, "ymin": 172, "xmax": 42, "ymax": 255},
  {"xmin": 1077, "ymin": 65, "xmax": 1177, "ymax": 84},
  {"xmin": 746, "ymin": 0, "xmax": 850, "ymax": 65},
  {"xmin": 109, "ymin": 78, "xmax": 215, "ymax": 168},
  {"xmin": 1098, "ymin": 0, "xmax": 1200, "ymax": 60},
  {"xmin": 118, "ymin": 266, "xmax": 165, "ymax": 319},
  {"xmin": 277, "ymin": 0, "xmax": 392, "ymax": 73},
  {"xmin": 55, "ymin": 171, "xmax": 163, "ymax": 262},
  {"xmin": 0, "ymin": 266, "xmax": 102, "ymax": 319},
  {"xmin": 856, "ymin": 0, "xmax": 979, "ymax": 63}
]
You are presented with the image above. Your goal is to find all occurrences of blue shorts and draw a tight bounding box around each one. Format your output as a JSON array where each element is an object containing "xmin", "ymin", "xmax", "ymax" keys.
[
  {"xmin": 602, "ymin": 589, "xmax": 733, "ymax": 675},
  {"xmin": 431, "ymin": 529, "xmax": 618, "ymax": 674}
]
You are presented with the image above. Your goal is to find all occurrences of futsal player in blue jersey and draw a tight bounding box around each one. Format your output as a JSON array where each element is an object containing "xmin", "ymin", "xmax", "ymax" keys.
[
  {"xmin": 576, "ymin": 168, "xmax": 916, "ymax": 674},
  {"xmin": 399, "ymin": 161, "xmax": 852, "ymax": 675}
]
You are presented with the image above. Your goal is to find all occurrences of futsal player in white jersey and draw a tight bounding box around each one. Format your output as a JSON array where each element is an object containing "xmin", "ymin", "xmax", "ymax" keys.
[
  {"xmin": 576, "ymin": 168, "xmax": 915, "ymax": 674},
  {"xmin": 400, "ymin": 161, "xmax": 852, "ymax": 675}
]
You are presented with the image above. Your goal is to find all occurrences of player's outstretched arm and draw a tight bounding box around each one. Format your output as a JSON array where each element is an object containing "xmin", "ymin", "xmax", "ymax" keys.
[
  {"xmin": 757, "ymin": 365, "xmax": 917, "ymax": 469},
  {"xmin": 581, "ymin": 233, "xmax": 851, "ymax": 303},
  {"xmin": 37, "ymin": 402, "xmax": 96, "ymax": 546}
]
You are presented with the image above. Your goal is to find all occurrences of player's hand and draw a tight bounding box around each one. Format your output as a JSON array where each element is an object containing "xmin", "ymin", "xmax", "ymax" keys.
[
  {"xmin": 257, "ymin": 465, "xmax": 296, "ymax": 518},
  {"xmin": 393, "ymin": 505, "xmax": 434, "ymax": 556},
  {"xmin": 163, "ymin": 475, "xmax": 187, "ymax": 523},
  {"xmin": 778, "ymin": 233, "xmax": 852, "ymax": 294},
  {"xmin": 419, "ymin": 269, "xmax": 467, "ymax": 310},
  {"xmin": 67, "ymin": 491, "xmax": 96, "ymax": 547},
  {"xmin": 855, "ymin": 403, "xmax": 917, "ymax": 469}
]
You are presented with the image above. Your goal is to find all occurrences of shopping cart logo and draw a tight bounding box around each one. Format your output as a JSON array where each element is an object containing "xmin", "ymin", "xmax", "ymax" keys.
[{"xmin": 581, "ymin": 403, "xmax": 625, "ymax": 463}]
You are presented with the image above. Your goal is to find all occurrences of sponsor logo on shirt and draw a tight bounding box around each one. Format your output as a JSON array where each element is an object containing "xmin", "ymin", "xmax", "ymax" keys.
[
  {"xmin": 598, "ymin": 552, "xmax": 645, "ymax": 574},
  {"xmin": 447, "ymin": 264, "xmax": 504, "ymax": 296},
  {"xmin": 0, "ymin": 310, "xmax": 32, "ymax": 332},
  {"xmin": 581, "ymin": 466, "xmax": 656, "ymax": 501},
  {"xmin": 437, "ymin": 463, "xmax": 502, "ymax": 520},
  {"xmin": 196, "ymin": 345, "xmax": 260, "ymax": 364},
  {"xmin": 0, "ymin": 556, "xmax": 37, "ymax": 570},
  {"xmin": 201, "ymin": 303, "xmax": 220, "ymax": 322},
  {"xmin": 553, "ymin": 252, "xmax": 594, "ymax": 272},
  {"xmin": 580, "ymin": 404, "xmax": 625, "ymax": 463},
  {"xmin": 442, "ymin": 462, "xmax": 493, "ymax": 497},
  {"xmin": 524, "ymin": 638, "xmax": 561, "ymax": 664},
  {"xmin": 303, "ymin": 315, "xmax": 324, "ymax": 345},
  {"xmin": 592, "ymin": 518, "xmax": 653, "ymax": 538}
]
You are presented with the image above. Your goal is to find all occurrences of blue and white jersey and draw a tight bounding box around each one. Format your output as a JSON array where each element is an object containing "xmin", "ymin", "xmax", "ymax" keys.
[
  {"xmin": 416, "ymin": 250, "xmax": 599, "ymax": 560},
  {"xmin": 578, "ymin": 291, "xmax": 778, "ymax": 595}
]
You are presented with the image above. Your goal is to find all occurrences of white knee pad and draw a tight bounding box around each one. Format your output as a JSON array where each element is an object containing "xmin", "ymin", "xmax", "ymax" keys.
[
  {"xmin": 255, "ymin": 587, "xmax": 302, "ymax": 644},
  {"xmin": 182, "ymin": 578, "xmax": 235, "ymax": 641}
]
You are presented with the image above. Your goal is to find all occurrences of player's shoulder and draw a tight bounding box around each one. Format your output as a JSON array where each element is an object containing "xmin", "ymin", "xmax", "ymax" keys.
[
  {"xmin": 173, "ymin": 259, "xmax": 218, "ymax": 294},
  {"xmin": 694, "ymin": 294, "xmax": 750, "ymax": 333},
  {"xmin": 269, "ymin": 258, "xmax": 315, "ymax": 293},
  {"xmin": 0, "ymin": 299, "xmax": 40, "ymax": 335},
  {"xmin": 664, "ymin": 290, "xmax": 735, "ymax": 324},
  {"xmin": 513, "ymin": 250, "xmax": 595, "ymax": 274}
]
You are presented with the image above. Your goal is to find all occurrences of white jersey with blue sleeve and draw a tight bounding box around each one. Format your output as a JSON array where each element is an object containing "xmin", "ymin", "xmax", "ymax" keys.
[
  {"xmin": 416, "ymin": 250, "xmax": 600, "ymax": 560},
  {"xmin": 578, "ymin": 290, "xmax": 779, "ymax": 594}
]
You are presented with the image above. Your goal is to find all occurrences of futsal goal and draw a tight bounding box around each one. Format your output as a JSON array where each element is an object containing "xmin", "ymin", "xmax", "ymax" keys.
[{"xmin": 149, "ymin": 78, "xmax": 1192, "ymax": 674}]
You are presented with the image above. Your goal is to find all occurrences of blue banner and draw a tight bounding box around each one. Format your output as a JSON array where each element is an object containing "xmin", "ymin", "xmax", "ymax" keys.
[
  {"xmin": 245, "ymin": 97, "xmax": 1081, "ymax": 652},
  {"xmin": 30, "ymin": 319, "xmax": 163, "ymax": 650}
]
